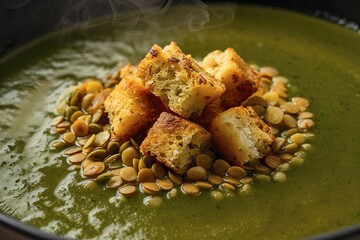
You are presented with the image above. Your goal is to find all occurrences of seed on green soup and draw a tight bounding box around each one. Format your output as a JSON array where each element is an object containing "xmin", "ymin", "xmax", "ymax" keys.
[
  {"xmin": 119, "ymin": 141, "xmax": 131, "ymax": 154},
  {"xmin": 223, "ymin": 176, "xmax": 241, "ymax": 186},
  {"xmin": 239, "ymin": 184, "xmax": 252, "ymax": 195},
  {"xmin": 88, "ymin": 123, "xmax": 102, "ymax": 134},
  {"xmin": 282, "ymin": 114, "xmax": 298, "ymax": 128},
  {"xmin": 273, "ymin": 76, "xmax": 289, "ymax": 84},
  {"xmin": 106, "ymin": 175, "xmax": 123, "ymax": 188},
  {"xmin": 203, "ymin": 150, "xmax": 217, "ymax": 160},
  {"xmin": 290, "ymin": 157, "xmax": 304, "ymax": 166},
  {"xmin": 196, "ymin": 181, "xmax": 213, "ymax": 189},
  {"xmin": 156, "ymin": 179, "xmax": 174, "ymax": 191},
  {"xmin": 242, "ymin": 95, "xmax": 267, "ymax": 107},
  {"xmin": 220, "ymin": 182, "xmax": 236, "ymax": 191},
  {"xmin": 187, "ymin": 166, "xmax": 207, "ymax": 181},
  {"xmin": 255, "ymin": 164, "xmax": 270, "ymax": 174},
  {"xmin": 299, "ymin": 111, "xmax": 314, "ymax": 119},
  {"xmin": 265, "ymin": 155, "xmax": 282, "ymax": 169},
  {"xmin": 81, "ymin": 93, "xmax": 95, "ymax": 109},
  {"xmin": 133, "ymin": 158, "xmax": 140, "ymax": 172},
  {"xmin": 210, "ymin": 190, "xmax": 224, "ymax": 201},
  {"xmin": 284, "ymin": 143, "xmax": 298, "ymax": 153},
  {"xmin": 64, "ymin": 146, "xmax": 82, "ymax": 155},
  {"xmin": 91, "ymin": 108, "xmax": 103, "ymax": 123},
  {"xmin": 168, "ymin": 171, "xmax": 183, "ymax": 185},
  {"xmin": 241, "ymin": 177, "xmax": 254, "ymax": 184},
  {"xmin": 121, "ymin": 146, "xmax": 138, "ymax": 166},
  {"xmin": 280, "ymin": 102, "xmax": 300, "ymax": 114},
  {"xmin": 284, "ymin": 128, "xmax": 299, "ymax": 137},
  {"xmin": 143, "ymin": 196, "xmax": 162, "ymax": 207},
  {"xmin": 195, "ymin": 154, "xmax": 213, "ymax": 170},
  {"xmin": 255, "ymin": 174, "xmax": 271, "ymax": 182},
  {"xmin": 106, "ymin": 141, "xmax": 120, "ymax": 154},
  {"xmin": 53, "ymin": 127, "xmax": 67, "ymax": 134},
  {"xmin": 167, "ymin": 188, "xmax": 177, "ymax": 198},
  {"xmin": 262, "ymin": 91, "xmax": 279, "ymax": 106},
  {"xmin": 84, "ymin": 180, "xmax": 101, "ymax": 191},
  {"xmin": 65, "ymin": 106, "xmax": 79, "ymax": 120},
  {"xmin": 272, "ymin": 137, "xmax": 286, "ymax": 153},
  {"xmin": 212, "ymin": 159, "xmax": 230, "ymax": 177},
  {"xmin": 72, "ymin": 119, "xmax": 89, "ymax": 137},
  {"xmin": 295, "ymin": 151, "xmax": 306, "ymax": 158},
  {"xmin": 227, "ymin": 166, "xmax": 247, "ymax": 178},
  {"xmin": 252, "ymin": 105, "xmax": 266, "ymax": 116},
  {"xmin": 182, "ymin": 183, "xmax": 200, "ymax": 195},
  {"xmin": 83, "ymin": 134, "xmax": 96, "ymax": 149},
  {"xmin": 278, "ymin": 153, "xmax": 293, "ymax": 162},
  {"xmin": 51, "ymin": 115, "xmax": 64, "ymax": 126},
  {"xmin": 83, "ymin": 162, "xmax": 105, "ymax": 177},
  {"xmin": 108, "ymin": 160, "xmax": 122, "ymax": 169},
  {"xmin": 290, "ymin": 133, "xmax": 306, "ymax": 145},
  {"xmin": 260, "ymin": 66, "xmax": 278, "ymax": 77},
  {"xmin": 138, "ymin": 168, "xmax": 156, "ymax": 183},
  {"xmin": 138, "ymin": 158, "xmax": 148, "ymax": 171},
  {"xmin": 87, "ymin": 148, "xmax": 107, "ymax": 161},
  {"xmin": 67, "ymin": 152, "xmax": 86, "ymax": 164},
  {"xmin": 207, "ymin": 174, "xmax": 224, "ymax": 185},
  {"xmin": 292, "ymin": 97, "xmax": 309, "ymax": 108},
  {"xmin": 119, "ymin": 184, "xmax": 136, "ymax": 196},
  {"xmin": 57, "ymin": 121, "xmax": 71, "ymax": 129},
  {"xmin": 277, "ymin": 163, "xmax": 290, "ymax": 172},
  {"xmin": 94, "ymin": 172, "xmax": 113, "ymax": 183},
  {"xmin": 52, "ymin": 141, "xmax": 66, "ymax": 149},
  {"xmin": 272, "ymin": 171, "xmax": 287, "ymax": 183},
  {"xmin": 120, "ymin": 167, "xmax": 137, "ymax": 182},
  {"xmin": 298, "ymin": 119, "xmax": 315, "ymax": 129},
  {"xmin": 70, "ymin": 110, "xmax": 83, "ymax": 123},
  {"xmin": 62, "ymin": 132, "xmax": 76, "ymax": 144},
  {"xmin": 93, "ymin": 131, "xmax": 110, "ymax": 147},
  {"xmin": 151, "ymin": 162, "xmax": 167, "ymax": 178},
  {"xmin": 264, "ymin": 106, "xmax": 284, "ymax": 125}
]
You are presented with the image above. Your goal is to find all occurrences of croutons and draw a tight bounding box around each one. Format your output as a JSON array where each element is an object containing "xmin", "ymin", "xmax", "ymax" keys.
[
  {"xmin": 140, "ymin": 112, "xmax": 212, "ymax": 174},
  {"xmin": 104, "ymin": 75, "xmax": 164, "ymax": 142},
  {"xmin": 209, "ymin": 106, "xmax": 274, "ymax": 166},
  {"xmin": 194, "ymin": 99, "xmax": 224, "ymax": 130},
  {"xmin": 137, "ymin": 41, "xmax": 225, "ymax": 119},
  {"xmin": 202, "ymin": 48, "xmax": 259, "ymax": 109}
]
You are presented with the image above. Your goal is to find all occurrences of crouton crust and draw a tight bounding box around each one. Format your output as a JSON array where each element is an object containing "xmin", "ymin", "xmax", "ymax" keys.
[
  {"xmin": 137, "ymin": 41, "xmax": 225, "ymax": 119},
  {"xmin": 140, "ymin": 112, "xmax": 212, "ymax": 174},
  {"xmin": 209, "ymin": 106, "xmax": 274, "ymax": 166},
  {"xmin": 104, "ymin": 76, "xmax": 164, "ymax": 142},
  {"xmin": 202, "ymin": 48, "xmax": 259, "ymax": 109}
]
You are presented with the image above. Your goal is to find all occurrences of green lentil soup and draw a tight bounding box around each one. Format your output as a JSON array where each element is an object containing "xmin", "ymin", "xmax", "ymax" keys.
[{"xmin": 1, "ymin": 4, "xmax": 360, "ymax": 240}]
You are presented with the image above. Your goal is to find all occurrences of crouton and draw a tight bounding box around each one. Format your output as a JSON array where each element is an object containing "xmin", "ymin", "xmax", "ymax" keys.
[
  {"xmin": 202, "ymin": 48, "xmax": 259, "ymax": 109},
  {"xmin": 137, "ymin": 41, "xmax": 225, "ymax": 119},
  {"xmin": 119, "ymin": 63, "xmax": 144, "ymax": 85},
  {"xmin": 194, "ymin": 99, "xmax": 224, "ymax": 130},
  {"xmin": 104, "ymin": 76, "xmax": 165, "ymax": 142},
  {"xmin": 209, "ymin": 106, "xmax": 274, "ymax": 166},
  {"xmin": 140, "ymin": 112, "xmax": 212, "ymax": 174}
]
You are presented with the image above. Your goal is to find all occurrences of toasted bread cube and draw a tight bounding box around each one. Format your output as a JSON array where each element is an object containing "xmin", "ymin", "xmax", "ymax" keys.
[
  {"xmin": 194, "ymin": 99, "xmax": 224, "ymax": 130},
  {"xmin": 137, "ymin": 42, "xmax": 225, "ymax": 119},
  {"xmin": 140, "ymin": 112, "xmax": 212, "ymax": 174},
  {"xmin": 209, "ymin": 106, "xmax": 274, "ymax": 166},
  {"xmin": 202, "ymin": 48, "xmax": 259, "ymax": 109},
  {"xmin": 104, "ymin": 76, "xmax": 164, "ymax": 142}
]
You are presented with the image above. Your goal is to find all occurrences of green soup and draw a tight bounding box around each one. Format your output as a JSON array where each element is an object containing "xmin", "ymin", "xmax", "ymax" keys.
[{"xmin": 1, "ymin": 4, "xmax": 360, "ymax": 240}]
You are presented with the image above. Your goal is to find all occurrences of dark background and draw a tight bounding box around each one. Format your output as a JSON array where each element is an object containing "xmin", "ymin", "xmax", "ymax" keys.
[{"xmin": 0, "ymin": 0, "xmax": 359, "ymax": 58}]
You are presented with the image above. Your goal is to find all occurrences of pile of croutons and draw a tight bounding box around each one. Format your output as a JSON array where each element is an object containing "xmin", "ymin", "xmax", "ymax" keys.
[{"xmin": 104, "ymin": 41, "xmax": 274, "ymax": 175}]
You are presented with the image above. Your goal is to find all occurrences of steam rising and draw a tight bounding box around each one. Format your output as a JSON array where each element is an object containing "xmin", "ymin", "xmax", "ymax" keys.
[{"xmin": 59, "ymin": 0, "xmax": 235, "ymax": 32}]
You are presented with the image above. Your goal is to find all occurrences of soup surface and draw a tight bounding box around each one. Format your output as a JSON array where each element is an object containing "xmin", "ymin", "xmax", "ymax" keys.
[{"xmin": 1, "ymin": 4, "xmax": 360, "ymax": 240}]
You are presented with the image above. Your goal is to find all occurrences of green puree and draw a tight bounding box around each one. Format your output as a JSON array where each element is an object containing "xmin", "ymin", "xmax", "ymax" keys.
[{"xmin": 1, "ymin": 4, "xmax": 360, "ymax": 239}]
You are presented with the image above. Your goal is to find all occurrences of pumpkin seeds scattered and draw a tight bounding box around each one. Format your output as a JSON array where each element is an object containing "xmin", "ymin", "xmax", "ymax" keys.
[
  {"xmin": 119, "ymin": 184, "xmax": 136, "ymax": 196},
  {"xmin": 83, "ymin": 162, "xmax": 105, "ymax": 177},
  {"xmin": 68, "ymin": 152, "xmax": 86, "ymax": 164},
  {"xmin": 182, "ymin": 183, "xmax": 200, "ymax": 195},
  {"xmin": 72, "ymin": 119, "xmax": 88, "ymax": 137},
  {"xmin": 122, "ymin": 147, "xmax": 138, "ymax": 166},
  {"xmin": 151, "ymin": 163, "xmax": 166, "ymax": 178},
  {"xmin": 157, "ymin": 179, "xmax": 174, "ymax": 191},
  {"xmin": 51, "ymin": 115, "xmax": 64, "ymax": 126},
  {"xmin": 195, "ymin": 154, "xmax": 213, "ymax": 170},
  {"xmin": 107, "ymin": 176, "xmax": 123, "ymax": 188},
  {"xmin": 93, "ymin": 131, "xmax": 110, "ymax": 147},
  {"xmin": 87, "ymin": 148, "xmax": 107, "ymax": 161},
  {"xmin": 265, "ymin": 106, "xmax": 284, "ymax": 125},
  {"xmin": 227, "ymin": 166, "xmax": 247, "ymax": 178},
  {"xmin": 196, "ymin": 181, "xmax": 213, "ymax": 189},
  {"xmin": 120, "ymin": 167, "xmax": 137, "ymax": 182},
  {"xmin": 187, "ymin": 166, "xmax": 206, "ymax": 181},
  {"xmin": 212, "ymin": 159, "xmax": 230, "ymax": 177},
  {"xmin": 63, "ymin": 132, "xmax": 76, "ymax": 144},
  {"xmin": 138, "ymin": 168, "xmax": 156, "ymax": 183}
]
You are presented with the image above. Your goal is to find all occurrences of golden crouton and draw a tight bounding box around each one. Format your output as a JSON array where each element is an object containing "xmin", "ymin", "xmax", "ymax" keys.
[
  {"xmin": 202, "ymin": 48, "xmax": 259, "ymax": 109},
  {"xmin": 140, "ymin": 112, "xmax": 212, "ymax": 174},
  {"xmin": 137, "ymin": 41, "xmax": 225, "ymax": 119},
  {"xmin": 194, "ymin": 99, "xmax": 224, "ymax": 130},
  {"xmin": 104, "ymin": 76, "xmax": 165, "ymax": 142},
  {"xmin": 209, "ymin": 106, "xmax": 274, "ymax": 166}
]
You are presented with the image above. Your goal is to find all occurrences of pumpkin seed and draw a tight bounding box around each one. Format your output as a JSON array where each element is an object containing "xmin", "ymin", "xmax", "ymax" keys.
[
  {"xmin": 143, "ymin": 196, "xmax": 162, "ymax": 207},
  {"xmin": 53, "ymin": 127, "xmax": 67, "ymax": 134},
  {"xmin": 142, "ymin": 182, "xmax": 161, "ymax": 193},
  {"xmin": 290, "ymin": 133, "xmax": 306, "ymax": 145},
  {"xmin": 52, "ymin": 141, "xmax": 66, "ymax": 149},
  {"xmin": 138, "ymin": 168, "xmax": 156, "ymax": 182},
  {"xmin": 273, "ymin": 76, "xmax": 289, "ymax": 84},
  {"xmin": 239, "ymin": 184, "xmax": 252, "ymax": 195},
  {"xmin": 203, "ymin": 150, "xmax": 216, "ymax": 160},
  {"xmin": 83, "ymin": 134, "xmax": 96, "ymax": 149},
  {"xmin": 108, "ymin": 159, "xmax": 122, "ymax": 169},
  {"xmin": 62, "ymin": 132, "xmax": 76, "ymax": 144},
  {"xmin": 121, "ymin": 146, "xmax": 138, "ymax": 166},
  {"xmin": 119, "ymin": 184, "xmax": 136, "ymax": 196},
  {"xmin": 270, "ymin": 127, "xmax": 279, "ymax": 135},
  {"xmin": 187, "ymin": 166, "xmax": 206, "ymax": 181},
  {"xmin": 182, "ymin": 183, "xmax": 200, "ymax": 195},
  {"xmin": 94, "ymin": 172, "xmax": 113, "ymax": 183},
  {"xmin": 264, "ymin": 106, "xmax": 284, "ymax": 125},
  {"xmin": 83, "ymin": 162, "xmax": 105, "ymax": 177},
  {"xmin": 133, "ymin": 158, "xmax": 140, "ymax": 172},
  {"xmin": 110, "ymin": 169, "xmax": 121, "ymax": 176},
  {"xmin": 138, "ymin": 158, "xmax": 148, "ymax": 171},
  {"xmin": 252, "ymin": 105, "xmax": 266, "ymax": 116},
  {"xmin": 292, "ymin": 97, "xmax": 309, "ymax": 108},
  {"xmin": 66, "ymin": 106, "xmax": 79, "ymax": 120},
  {"xmin": 282, "ymin": 114, "xmax": 298, "ymax": 128},
  {"xmin": 265, "ymin": 155, "xmax": 282, "ymax": 169},
  {"xmin": 51, "ymin": 115, "xmax": 64, "ymax": 126},
  {"xmin": 210, "ymin": 190, "xmax": 224, "ymax": 201},
  {"xmin": 241, "ymin": 177, "xmax": 254, "ymax": 184},
  {"xmin": 302, "ymin": 143, "xmax": 312, "ymax": 150},
  {"xmin": 196, "ymin": 181, "xmax": 213, "ymax": 189},
  {"xmin": 81, "ymin": 93, "xmax": 95, "ymax": 109},
  {"xmin": 255, "ymin": 174, "xmax": 271, "ymax": 182},
  {"xmin": 242, "ymin": 95, "xmax": 267, "ymax": 107},
  {"xmin": 295, "ymin": 151, "xmax": 306, "ymax": 158},
  {"xmin": 227, "ymin": 166, "xmax": 247, "ymax": 178},
  {"xmin": 220, "ymin": 182, "xmax": 235, "ymax": 191},
  {"xmin": 290, "ymin": 157, "xmax": 304, "ymax": 166},
  {"xmin": 64, "ymin": 146, "xmax": 82, "ymax": 155},
  {"xmin": 262, "ymin": 91, "xmax": 279, "ymax": 106},
  {"xmin": 107, "ymin": 141, "xmax": 120, "ymax": 154},
  {"xmin": 120, "ymin": 167, "xmax": 137, "ymax": 182},
  {"xmin": 91, "ymin": 108, "xmax": 103, "ymax": 123},
  {"xmin": 104, "ymin": 153, "xmax": 121, "ymax": 164},
  {"xmin": 103, "ymin": 124, "xmax": 111, "ymax": 132},
  {"xmin": 278, "ymin": 153, "xmax": 293, "ymax": 162},
  {"xmin": 130, "ymin": 138, "xmax": 140, "ymax": 151},
  {"xmin": 84, "ymin": 180, "xmax": 101, "ymax": 191},
  {"xmin": 106, "ymin": 175, "xmax": 123, "ymax": 188},
  {"xmin": 298, "ymin": 119, "xmax": 315, "ymax": 129},
  {"xmin": 67, "ymin": 152, "xmax": 86, "ymax": 164},
  {"xmin": 88, "ymin": 123, "xmax": 102, "ymax": 134},
  {"xmin": 281, "ymin": 102, "xmax": 300, "ymax": 114},
  {"xmin": 69, "ymin": 89, "xmax": 82, "ymax": 106},
  {"xmin": 87, "ymin": 148, "xmax": 107, "ymax": 161},
  {"xmin": 207, "ymin": 174, "xmax": 223, "ymax": 185},
  {"xmin": 78, "ymin": 114, "xmax": 92, "ymax": 125},
  {"xmin": 255, "ymin": 164, "xmax": 270, "ymax": 174},
  {"xmin": 284, "ymin": 143, "xmax": 298, "ymax": 153},
  {"xmin": 77, "ymin": 137, "xmax": 89, "ymax": 146},
  {"xmin": 167, "ymin": 188, "xmax": 177, "ymax": 198},
  {"xmin": 168, "ymin": 171, "xmax": 182, "ymax": 185},
  {"xmin": 151, "ymin": 163, "xmax": 166, "ymax": 179},
  {"xmin": 212, "ymin": 159, "xmax": 230, "ymax": 177},
  {"xmin": 272, "ymin": 137, "xmax": 286, "ymax": 152},
  {"xmin": 82, "ymin": 159, "xmax": 93, "ymax": 169},
  {"xmin": 57, "ymin": 121, "xmax": 71, "ymax": 128},
  {"xmin": 223, "ymin": 176, "xmax": 241, "ymax": 186},
  {"xmin": 195, "ymin": 154, "xmax": 213, "ymax": 170},
  {"xmin": 277, "ymin": 163, "xmax": 290, "ymax": 172},
  {"xmin": 86, "ymin": 80, "xmax": 103, "ymax": 93},
  {"xmin": 72, "ymin": 119, "xmax": 88, "ymax": 137},
  {"xmin": 156, "ymin": 179, "xmax": 173, "ymax": 191},
  {"xmin": 70, "ymin": 110, "xmax": 83, "ymax": 123},
  {"xmin": 93, "ymin": 131, "xmax": 110, "ymax": 147},
  {"xmin": 260, "ymin": 66, "xmax": 278, "ymax": 77},
  {"xmin": 299, "ymin": 112, "xmax": 314, "ymax": 119},
  {"xmin": 272, "ymin": 171, "xmax": 287, "ymax": 183},
  {"xmin": 119, "ymin": 141, "xmax": 131, "ymax": 154},
  {"xmin": 284, "ymin": 128, "xmax": 299, "ymax": 138}
]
